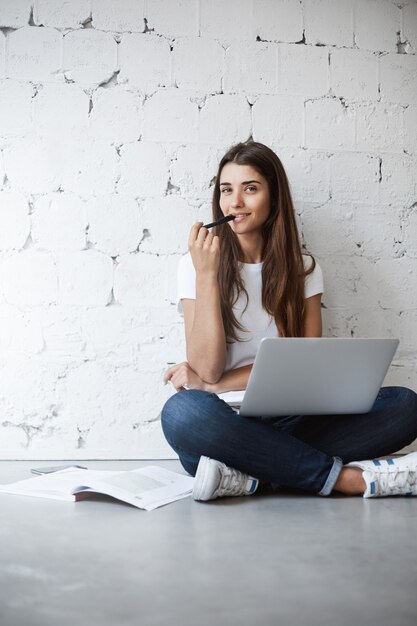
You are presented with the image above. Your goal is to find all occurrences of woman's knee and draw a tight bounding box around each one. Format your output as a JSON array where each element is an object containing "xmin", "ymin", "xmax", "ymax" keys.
[
  {"xmin": 395, "ymin": 386, "xmax": 417, "ymax": 414},
  {"xmin": 400, "ymin": 386, "xmax": 417, "ymax": 424},
  {"xmin": 161, "ymin": 389, "xmax": 213, "ymax": 438},
  {"xmin": 391, "ymin": 386, "xmax": 417, "ymax": 443}
]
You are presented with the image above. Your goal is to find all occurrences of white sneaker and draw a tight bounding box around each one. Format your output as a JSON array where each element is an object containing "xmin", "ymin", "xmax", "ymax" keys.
[
  {"xmin": 193, "ymin": 456, "xmax": 259, "ymax": 501},
  {"xmin": 346, "ymin": 452, "xmax": 417, "ymax": 498}
]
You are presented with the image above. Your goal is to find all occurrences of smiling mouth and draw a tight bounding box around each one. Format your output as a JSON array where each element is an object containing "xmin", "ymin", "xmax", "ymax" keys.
[{"xmin": 232, "ymin": 213, "xmax": 251, "ymax": 222}]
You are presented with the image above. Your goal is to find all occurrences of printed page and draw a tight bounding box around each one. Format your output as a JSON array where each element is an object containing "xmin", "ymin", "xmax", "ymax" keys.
[
  {"xmin": 0, "ymin": 466, "xmax": 194, "ymax": 510},
  {"xmin": 81, "ymin": 467, "xmax": 195, "ymax": 510}
]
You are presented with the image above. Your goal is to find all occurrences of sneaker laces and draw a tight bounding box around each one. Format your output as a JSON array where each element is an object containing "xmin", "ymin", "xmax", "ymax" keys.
[
  {"xmin": 373, "ymin": 467, "xmax": 417, "ymax": 496},
  {"xmin": 218, "ymin": 465, "xmax": 249, "ymax": 496}
]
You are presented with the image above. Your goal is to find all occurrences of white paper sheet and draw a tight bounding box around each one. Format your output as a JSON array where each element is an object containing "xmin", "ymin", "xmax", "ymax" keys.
[{"xmin": 0, "ymin": 466, "xmax": 195, "ymax": 511}]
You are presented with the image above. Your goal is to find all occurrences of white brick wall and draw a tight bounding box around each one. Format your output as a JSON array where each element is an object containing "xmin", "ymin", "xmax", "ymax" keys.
[{"xmin": 0, "ymin": 0, "xmax": 416, "ymax": 459}]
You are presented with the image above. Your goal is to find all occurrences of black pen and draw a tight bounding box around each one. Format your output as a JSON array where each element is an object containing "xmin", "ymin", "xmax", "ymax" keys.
[{"xmin": 202, "ymin": 215, "xmax": 235, "ymax": 229}]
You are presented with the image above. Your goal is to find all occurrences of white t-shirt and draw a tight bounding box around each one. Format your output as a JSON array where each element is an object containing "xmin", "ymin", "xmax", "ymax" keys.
[{"xmin": 177, "ymin": 252, "xmax": 324, "ymax": 405}]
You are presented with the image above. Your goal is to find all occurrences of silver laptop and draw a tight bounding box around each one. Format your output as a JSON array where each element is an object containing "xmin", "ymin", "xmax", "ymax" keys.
[{"xmin": 239, "ymin": 337, "xmax": 399, "ymax": 417}]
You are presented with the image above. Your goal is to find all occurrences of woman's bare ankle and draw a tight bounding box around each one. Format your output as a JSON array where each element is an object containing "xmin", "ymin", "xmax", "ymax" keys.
[{"xmin": 333, "ymin": 467, "xmax": 366, "ymax": 496}]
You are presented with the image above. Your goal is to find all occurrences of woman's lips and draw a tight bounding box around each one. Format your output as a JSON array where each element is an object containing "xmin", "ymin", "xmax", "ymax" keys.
[{"xmin": 232, "ymin": 213, "xmax": 250, "ymax": 223}]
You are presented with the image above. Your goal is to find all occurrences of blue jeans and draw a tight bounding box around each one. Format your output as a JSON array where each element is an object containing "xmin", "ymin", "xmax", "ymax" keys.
[{"xmin": 161, "ymin": 386, "xmax": 417, "ymax": 496}]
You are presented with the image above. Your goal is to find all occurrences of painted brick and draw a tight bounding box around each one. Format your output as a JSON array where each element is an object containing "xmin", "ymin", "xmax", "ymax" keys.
[
  {"xmin": 89, "ymin": 86, "xmax": 142, "ymax": 143},
  {"xmin": 279, "ymin": 43, "xmax": 328, "ymax": 97},
  {"xmin": 354, "ymin": 102, "xmax": 403, "ymax": 153},
  {"xmin": 380, "ymin": 53, "xmax": 417, "ymax": 105},
  {"xmin": 404, "ymin": 104, "xmax": 417, "ymax": 155},
  {"xmin": 61, "ymin": 137, "xmax": 117, "ymax": 198},
  {"xmin": 353, "ymin": 205, "xmax": 402, "ymax": 260},
  {"xmin": 142, "ymin": 89, "xmax": 198, "ymax": 143},
  {"xmin": 224, "ymin": 42, "xmax": 278, "ymax": 94},
  {"xmin": 304, "ymin": 0, "xmax": 354, "ymax": 47},
  {"xmin": 399, "ymin": 311, "xmax": 417, "ymax": 356},
  {"xmin": 330, "ymin": 48, "xmax": 378, "ymax": 101},
  {"xmin": 0, "ymin": 355, "xmax": 63, "ymax": 429},
  {"xmin": 354, "ymin": 0, "xmax": 400, "ymax": 53},
  {"xmin": 402, "ymin": 209, "xmax": 417, "ymax": 259},
  {"xmin": 0, "ymin": 191, "xmax": 31, "ymax": 251},
  {"xmin": 2, "ymin": 251, "xmax": 58, "ymax": 306},
  {"xmin": 33, "ymin": 83, "xmax": 89, "ymax": 139},
  {"xmin": 384, "ymin": 364, "xmax": 417, "ymax": 398},
  {"xmin": 199, "ymin": 94, "xmax": 251, "ymax": 145},
  {"xmin": 0, "ymin": 81, "xmax": 34, "ymax": 138},
  {"xmin": 0, "ymin": 3, "xmax": 416, "ymax": 456},
  {"xmin": 305, "ymin": 98, "xmax": 355, "ymax": 150},
  {"xmin": 146, "ymin": 0, "xmax": 199, "ymax": 37},
  {"xmin": 0, "ymin": 32, "xmax": 5, "ymax": 79},
  {"xmin": 34, "ymin": 305, "xmax": 86, "ymax": 358},
  {"xmin": 31, "ymin": 193, "xmax": 87, "ymax": 251},
  {"xmin": 7, "ymin": 26, "xmax": 63, "ymax": 83},
  {"xmin": 322, "ymin": 306, "xmax": 399, "ymax": 340},
  {"xmin": 117, "ymin": 142, "xmax": 169, "ymax": 197},
  {"xmin": 84, "ymin": 306, "xmax": 182, "ymax": 363},
  {"xmin": 0, "ymin": 304, "xmax": 44, "ymax": 354},
  {"xmin": 56, "ymin": 361, "xmax": 115, "ymax": 431},
  {"xmin": 54, "ymin": 366, "xmax": 163, "ymax": 440},
  {"xmin": 114, "ymin": 253, "xmax": 177, "ymax": 308},
  {"xmin": 313, "ymin": 257, "xmax": 347, "ymax": 308},
  {"xmin": 63, "ymin": 29, "xmax": 118, "ymax": 88},
  {"xmin": 169, "ymin": 144, "xmax": 220, "ymax": 200},
  {"xmin": 172, "ymin": 38, "xmax": 223, "ymax": 93},
  {"xmin": 330, "ymin": 152, "xmax": 380, "ymax": 203},
  {"xmin": 86, "ymin": 195, "xmax": 142, "ymax": 256},
  {"xmin": 140, "ymin": 196, "xmax": 198, "ymax": 254},
  {"xmin": 379, "ymin": 153, "xmax": 417, "ymax": 206},
  {"xmin": 0, "ymin": 0, "xmax": 32, "ymax": 28},
  {"xmin": 402, "ymin": 2, "xmax": 417, "ymax": 52},
  {"xmin": 200, "ymin": 0, "xmax": 254, "ymax": 41},
  {"xmin": 92, "ymin": 0, "xmax": 145, "ymax": 32},
  {"xmin": 34, "ymin": 0, "xmax": 91, "ymax": 28},
  {"xmin": 375, "ymin": 257, "xmax": 417, "ymax": 309},
  {"xmin": 320, "ymin": 256, "xmax": 379, "ymax": 309},
  {"xmin": 252, "ymin": 95, "xmax": 304, "ymax": 147},
  {"xmin": 118, "ymin": 33, "xmax": 171, "ymax": 92},
  {"xmin": 254, "ymin": 0, "xmax": 303, "ymax": 43},
  {"xmin": 4, "ymin": 137, "xmax": 63, "ymax": 194},
  {"xmin": 0, "ymin": 151, "xmax": 5, "ymax": 188},
  {"xmin": 82, "ymin": 306, "xmax": 136, "ymax": 359},
  {"xmin": 300, "ymin": 201, "xmax": 355, "ymax": 256},
  {"xmin": 58, "ymin": 250, "xmax": 113, "ymax": 306},
  {"xmin": 277, "ymin": 149, "xmax": 331, "ymax": 204},
  {"xmin": 39, "ymin": 312, "xmax": 84, "ymax": 359}
]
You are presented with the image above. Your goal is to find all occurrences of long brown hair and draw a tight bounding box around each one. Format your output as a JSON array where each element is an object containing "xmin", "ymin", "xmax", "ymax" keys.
[{"xmin": 212, "ymin": 141, "xmax": 315, "ymax": 341}]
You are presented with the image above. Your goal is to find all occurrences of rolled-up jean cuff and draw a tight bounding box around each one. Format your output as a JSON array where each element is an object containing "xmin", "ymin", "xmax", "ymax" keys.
[{"xmin": 318, "ymin": 456, "xmax": 344, "ymax": 496}]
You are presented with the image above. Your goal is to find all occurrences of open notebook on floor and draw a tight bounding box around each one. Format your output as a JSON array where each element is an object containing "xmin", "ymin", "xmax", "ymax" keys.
[
  {"xmin": 0, "ymin": 466, "xmax": 194, "ymax": 511},
  {"xmin": 218, "ymin": 337, "xmax": 399, "ymax": 417}
]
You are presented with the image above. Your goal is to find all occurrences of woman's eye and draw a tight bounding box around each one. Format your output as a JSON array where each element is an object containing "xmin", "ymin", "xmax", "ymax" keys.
[{"xmin": 246, "ymin": 186, "xmax": 256, "ymax": 192}]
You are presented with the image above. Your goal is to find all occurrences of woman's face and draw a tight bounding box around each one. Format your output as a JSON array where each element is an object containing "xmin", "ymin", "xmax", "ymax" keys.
[{"xmin": 218, "ymin": 162, "xmax": 270, "ymax": 236}]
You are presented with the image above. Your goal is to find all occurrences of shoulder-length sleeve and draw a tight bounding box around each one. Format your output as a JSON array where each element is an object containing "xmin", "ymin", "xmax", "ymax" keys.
[
  {"xmin": 177, "ymin": 252, "xmax": 196, "ymax": 315},
  {"xmin": 303, "ymin": 256, "xmax": 324, "ymax": 299}
]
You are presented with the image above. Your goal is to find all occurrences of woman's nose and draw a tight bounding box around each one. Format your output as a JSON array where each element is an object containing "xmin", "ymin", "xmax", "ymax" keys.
[{"xmin": 231, "ymin": 191, "xmax": 243, "ymax": 207}]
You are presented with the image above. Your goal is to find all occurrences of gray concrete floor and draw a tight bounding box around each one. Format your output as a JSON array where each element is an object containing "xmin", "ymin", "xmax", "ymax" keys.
[{"xmin": 0, "ymin": 460, "xmax": 416, "ymax": 626}]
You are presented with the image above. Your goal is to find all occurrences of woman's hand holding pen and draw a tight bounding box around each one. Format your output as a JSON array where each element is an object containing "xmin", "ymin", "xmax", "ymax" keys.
[
  {"xmin": 163, "ymin": 361, "xmax": 207, "ymax": 392},
  {"xmin": 188, "ymin": 222, "xmax": 220, "ymax": 276}
]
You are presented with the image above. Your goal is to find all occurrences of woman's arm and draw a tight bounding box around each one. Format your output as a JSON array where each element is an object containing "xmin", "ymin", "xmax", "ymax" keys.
[
  {"xmin": 163, "ymin": 362, "xmax": 252, "ymax": 394},
  {"xmin": 165, "ymin": 293, "xmax": 324, "ymax": 393},
  {"xmin": 182, "ymin": 223, "xmax": 227, "ymax": 383},
  {"xmin": 204, "ymin": 364, "xmax": 253, "ymax": 394},
  {"xmin": 205, "ymin": 293, "xmax": 323, "ymax": 393},
  {"xmin": 206, "ymin": 293, "xmax": 322, "ymax": 393},
  {"xmin": 303, "ymin": 293, "xmax": 322, "ymax": 337}
]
